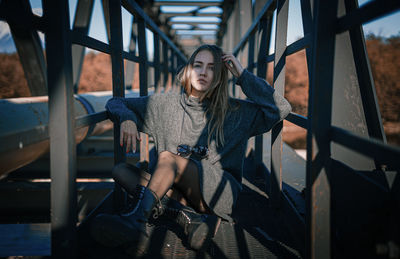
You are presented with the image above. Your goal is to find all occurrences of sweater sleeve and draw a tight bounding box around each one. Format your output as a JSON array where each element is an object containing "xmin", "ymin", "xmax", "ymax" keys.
[
  {"xmin": 236, "ymin": 69, "xmax": 292, "ymax": 136},
  {"xmin": 105, "ymin": 95, "xmax": 157, "ymax": 136}
]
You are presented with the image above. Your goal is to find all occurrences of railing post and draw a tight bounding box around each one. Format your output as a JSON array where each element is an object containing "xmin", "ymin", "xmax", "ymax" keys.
[
  {"xmin": 246, "ymin": 30, "xmax": 257, "ymax": 172},
  {"xmin": 162, "ymin": 41, "xmax": 169, "ymax": 91},
  {"xmin": 153, "ymin": 33, "xmax": 161, "ymax": 92},
  {"xmin": 44, "ymin": 0, "xmax": 77, "ymax": 257},
  {"xmin": 106, "ymin": 0, "xmax": 126, "ymax": 211},
  {"xmin": 125, "ymin": 16, "xmax": 138, "ymax": 90},
  {"xmin": 344, "ymin": 0, "xmax": 386, "ymax": 169},
  {"xmin": 170, "ymin": 51, "xmax": 177, "ymax": 89},
  {"xmin": 71, "ymin": 0, "xmax": 94, "ymax": 93},
  {"xmin": 255, "ymin": 17, "xmax": 273, "ymax": 175},
  {"xmin": 137, "ymin": 17, "xmax": 150, "ymax": 166},
  {"xmin": 270, "ymin": 0, "xmax": 289, "ymax": 209},
  {"xmin": 306, "ymin": 0, "xmax": 338, "ymax": 258},
  {"xmin": 247, "ymin": 33, "xmax": 255, "ymax": 74}
]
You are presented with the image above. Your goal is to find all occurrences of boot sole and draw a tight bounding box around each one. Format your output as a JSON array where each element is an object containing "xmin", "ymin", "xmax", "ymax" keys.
[
  {"xmin": 188, "ymin": 215, "xmax": 219, "ymax": 250},
  {"xmin": 90, "ymin": 214, "xmax": 139, "ymax": 247}
]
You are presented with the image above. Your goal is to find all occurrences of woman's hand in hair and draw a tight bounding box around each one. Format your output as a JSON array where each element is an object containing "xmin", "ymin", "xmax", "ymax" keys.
[
  {"xmin": 120, "ymin": 120, "xmax": 141, "ymax": 153},
  {"xmin": 222, "ymin": 53, "xmax": 244, "ymax": 78}
]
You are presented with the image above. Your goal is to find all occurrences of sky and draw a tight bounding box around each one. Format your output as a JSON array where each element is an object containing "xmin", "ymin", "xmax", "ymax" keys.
[{"xmin": 0, "ymin": 0, "xmax": 399, "ymax": 55}]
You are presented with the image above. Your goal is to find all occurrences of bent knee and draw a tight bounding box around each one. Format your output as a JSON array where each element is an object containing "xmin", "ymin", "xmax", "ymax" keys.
[{"xmin": 158, "ymin": 150, "xmax": 176, "ymax": 162}]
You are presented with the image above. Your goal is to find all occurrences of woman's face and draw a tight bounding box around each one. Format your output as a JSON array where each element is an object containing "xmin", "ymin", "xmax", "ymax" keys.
[{"xmin": 190, "ymin": 50, "xmax": 214, "ymax": 98}]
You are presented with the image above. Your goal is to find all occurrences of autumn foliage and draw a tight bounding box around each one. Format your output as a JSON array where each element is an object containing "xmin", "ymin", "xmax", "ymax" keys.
[{"xmin": 0, "ymin": 34, "xmax": 399, "ymax": 147}]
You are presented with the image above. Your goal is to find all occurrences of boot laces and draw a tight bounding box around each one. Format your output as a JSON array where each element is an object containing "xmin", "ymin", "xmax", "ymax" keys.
[{"xmin": 151, "ymin": 197, "xmax": 164, "ymax": 219}]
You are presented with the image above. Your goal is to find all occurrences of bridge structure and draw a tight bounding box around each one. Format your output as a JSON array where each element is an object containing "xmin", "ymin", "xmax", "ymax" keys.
[{"xmin": 0, "ymin": 0, "xmax": 399, "ymax": 258}]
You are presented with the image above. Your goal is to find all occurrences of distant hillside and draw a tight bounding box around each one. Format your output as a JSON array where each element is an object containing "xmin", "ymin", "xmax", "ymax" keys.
[
  {"xmin": 0, "ymin": 53, "xmax": 30, "ymax": 97},
  {"xmin": 0, "ymin": 35, "xmax": 399, "ymax": 147}
]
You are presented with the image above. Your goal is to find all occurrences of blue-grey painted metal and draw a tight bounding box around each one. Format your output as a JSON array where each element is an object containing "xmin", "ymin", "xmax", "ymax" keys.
[
  {"xmin": 336, "ymin": 0, "xmax": 400, "ymax": 34},
  {"xmin": 125, "ymin": 16, "xmax": 138, "ymax": 90},
  {"xmin": 74, "ymin": 95, "xmax": 96, "ymax": 136},
  {"xmin": 247, "ymin": 33, "xmax": 255, "ymax": 74},
  {"xmin": 71, "ymin": 0, "xmax": 94, "ymax": 94},
  {"xmin": 233, "ymin": 0, "xmax": 274, "ymax": 56},
  {"xmin": 3, "ymin": 0, "xmax": 47, "ymax": 96},
  {"xmin": 345, "ymin": 0, "xmax": 387, "ymax": 168},
  {"xmin": 122, "ymin": 0, "xmax": 187, "ymax": 63},
  {"xmin": 330, "ymin": 0, "xmax": 375, "ymax": 171},
  {"xmin": 43, "ymin": 0, "xmax": 77, "ymax": 257},
  {"xmin": 0, "ymin": 91, "xmax": 138, "ymax": 178},
  {"xmin": 255, "ymin": 17, "xmax": 272, "ymax": 171},
  {"xmin": 331, "ymin": 126, "xmax": 400, "ymax": 170},
  {"xmin": 71, "ymin": 31, "xmax": 111, "ymax": 54},
  {"xmin": 138, "ymin": 18, "xmax": 148, "ymax": 97},
  {"xmin": 306, "ymin": 0, "xmax": 338, "ymax": 257},
  {"xmin": 105, "ymin": 0, "xmax": 127, "ymax": 212},
  {"xmin": 154, "ymin": 33, "xmax": 161, "ymax": 92},
  {"xmin": 286, "ymin": 113, "xmax": 307, "ymax": 129},
  {"xmin": 137, "ymin": 17, "xmax": 150, "ymax": 166},
  {"xmin": 163, "ymin": 41, "xmax": 170, "ymax": 90},
  {"xmin": 270, "ymin": 0, "xmax": 289, "ymax": 209}
]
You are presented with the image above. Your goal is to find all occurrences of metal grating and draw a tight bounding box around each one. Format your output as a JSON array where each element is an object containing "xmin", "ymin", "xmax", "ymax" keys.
[{"xmin": 78, "ymin": 173, "xmax": 302, "ymax": 259}]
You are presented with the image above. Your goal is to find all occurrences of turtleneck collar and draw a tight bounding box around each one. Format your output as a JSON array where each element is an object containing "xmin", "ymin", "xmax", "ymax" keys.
[{"xmin": 180, "ymin": 92, "xmax": 210, "ymax": 111}]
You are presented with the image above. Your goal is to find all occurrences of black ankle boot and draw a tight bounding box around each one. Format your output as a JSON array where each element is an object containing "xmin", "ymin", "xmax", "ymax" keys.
[
  {"xmin": 163, "ymin": 200, "xmax": 220, "ymax": 250},
  {"xmin": 90, "ymin": 187, "xmax": 161, "ymax": 248}
]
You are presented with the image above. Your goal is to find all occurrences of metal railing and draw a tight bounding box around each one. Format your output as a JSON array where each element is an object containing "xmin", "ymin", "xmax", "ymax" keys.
[
  {"xmin": 1, "ymin": 0, "xmax": 186, "ymax": 257},
  {"xmin": 1, "ymin": 0, "xmax": 400, "ymax": 257},
  {"xmin": 231, "ymin": 0, "xmax": 400, "ymax": 258},
  {"xmin": 48, "ymin": 1, "xmax": 187, "ymax": 257}
]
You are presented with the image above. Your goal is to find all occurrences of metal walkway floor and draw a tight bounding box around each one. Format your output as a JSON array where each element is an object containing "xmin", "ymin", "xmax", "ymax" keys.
[{"xmin": 78, "ymin": 176, "xmax": 303, "ymax": 259}]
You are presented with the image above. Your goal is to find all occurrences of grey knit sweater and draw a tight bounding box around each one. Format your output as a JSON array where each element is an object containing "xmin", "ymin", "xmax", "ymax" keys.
[{"xmin": 106, "ymin": 69, "xmax": 291, "ymax": 220}]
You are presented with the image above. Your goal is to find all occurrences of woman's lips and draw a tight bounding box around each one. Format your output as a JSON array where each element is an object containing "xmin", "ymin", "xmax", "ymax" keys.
[{"xmin": 198, "ymin": 79, "xmax": 207, "ymax": 84}]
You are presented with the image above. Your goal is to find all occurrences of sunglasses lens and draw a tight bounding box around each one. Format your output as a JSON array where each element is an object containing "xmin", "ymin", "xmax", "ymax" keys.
[
  {"xmin": 177, "ymin": 145, "xmax": 191, "ymax": 155},
  {"xmin": 196, "ymin": 146, "xmax": 208, "ymax": 158},
  {"xmin": 177, "ymin": 145, "xmax": 208, "ymax": 159}
]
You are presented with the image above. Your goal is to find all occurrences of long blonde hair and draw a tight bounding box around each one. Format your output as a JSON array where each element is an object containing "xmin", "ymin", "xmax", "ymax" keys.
[{"xmin": 177, "ymin": 45, "xmax": 230, "ymax": 147}]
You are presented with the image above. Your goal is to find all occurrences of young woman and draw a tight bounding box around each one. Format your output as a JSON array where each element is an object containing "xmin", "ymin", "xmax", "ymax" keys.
[{"xmin": 91, "ymin": 44, "xmax": 291, "ymax": 252}]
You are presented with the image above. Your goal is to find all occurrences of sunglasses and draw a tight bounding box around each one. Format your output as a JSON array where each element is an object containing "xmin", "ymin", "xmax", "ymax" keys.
[{"xmin": 177, "ymin": 144, "xmax": 209, "ymax": 159}]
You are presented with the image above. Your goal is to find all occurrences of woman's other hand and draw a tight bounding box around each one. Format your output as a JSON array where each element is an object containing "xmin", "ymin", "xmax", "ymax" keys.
[
  {"xmin": 120, "ymin": 120, "xmax": 141, "ymax": 153},
  {"xmin": 222, "ymin": 53, "xmax": 244, "ymax": 78}
]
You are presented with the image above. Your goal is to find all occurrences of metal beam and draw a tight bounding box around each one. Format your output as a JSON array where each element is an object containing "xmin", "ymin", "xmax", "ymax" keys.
[
  {"xmin": 71, "ymin": 31, "xmax": 111, "ymax": 54},
  {"xmin": 344, "ymin": 0, "xmax": 387, "ymax": 166},
  {"xmin": 216, "ymin": 0, "xmax": 235, "ymax": 46},
  {"xmin": 104, "ymin": 0, "xmax": 127, "ymax": 212},
  {"xmin": 4, "ymin": 0, "xmax": 47, "ymax": 96},
  {"xmin": 270, "ymin": 0, "xmax": 289, "ymax": 209},
  {"xmin": 161, "ymin": 12, "xmax": 221, "ymax": 18},
  {"xmin": 306, "ymin": 0, "xmax": 338, "ymax": 258},
  {"xmin": 233, "ymin": 0, "xmax": 275, "ymax": 56},
  {"xmin": 122, "ymin": 0, "xmax": 187, "ymax": 62},
  {"xmin": 255, "ymin": 16, "xmax": 272, "ymax": 188},
  {"xmin": 43, "ymin": 0, "xmax": 77, "ymax": 257},
  {"xmin": 71, "ymin": 0, "xmax": 94, "ymax": 93},
  {"xmin": 336, "ymin": 0, "xmax": 400, "ymax": 34},
  {"xmin": 330, "ymin": 0, "xmax": 376, "ymax": 171},
  {"xmin": 169, "ymin": 21, "xmax": 220, "ymax": 26},
  {"xmin": 286, "ymin": 113, "xmax": 307, "ymax": 129},
  {"xmin": 125, "ymin": 16, "xmax": 138, "ymax": 90},
  {"xmin": 153, "ymin": 33, "xmax": 161, "ymax": 92},
  {"xmin": 137, "ymin": 17, "xmax": 150, "ymax": 167},
  {"xmin": 330, "ymin": 126, "xmax": 400, "ymax": 170},
  {"xmin": 153, "ymin": 1, "xmax": 222, "ymax": 7}
]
